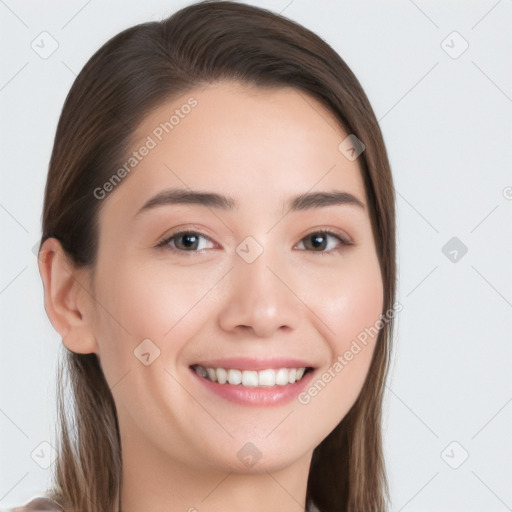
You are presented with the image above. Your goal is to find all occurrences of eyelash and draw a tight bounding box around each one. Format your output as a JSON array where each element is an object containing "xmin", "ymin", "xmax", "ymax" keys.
[{"xmin": 156, "ymin": 228, "xmax": 353, "ymax": 255}]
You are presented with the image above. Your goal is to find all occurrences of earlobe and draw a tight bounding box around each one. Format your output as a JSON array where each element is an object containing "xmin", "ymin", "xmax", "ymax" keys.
[{"xmin": 37, "ymin": 237, "xmax": 99, "ymax": 354}]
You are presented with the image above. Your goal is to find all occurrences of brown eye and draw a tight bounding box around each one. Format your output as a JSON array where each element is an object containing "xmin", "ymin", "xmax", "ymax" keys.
[
  {"xmin": 296, "ymin": 230, "xmax": 351, "ymax": 253},
  {"xmin": 304, "ymin": 233, "xmax": 329, "ymax": 251},
  {"xmin": 158, "ymin": 231, "xmax": 215, "ymax": 252},
  {"xmin": 176, "ymin": 233, "xmax": 200, "ymax": 250}
]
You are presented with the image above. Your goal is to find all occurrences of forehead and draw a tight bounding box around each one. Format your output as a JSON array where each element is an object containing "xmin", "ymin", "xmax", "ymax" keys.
[{"xmin": 99, "ymin": 81, "xmax": 367, "ymax": 221}]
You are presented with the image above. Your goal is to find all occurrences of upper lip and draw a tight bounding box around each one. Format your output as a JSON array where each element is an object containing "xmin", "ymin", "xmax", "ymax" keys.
[{"xmin": 191, "ymin": 357, "xmax": 316, "ymax": 371}]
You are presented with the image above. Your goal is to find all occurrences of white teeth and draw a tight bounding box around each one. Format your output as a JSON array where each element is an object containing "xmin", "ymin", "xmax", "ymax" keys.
[
  {"xmin": 258, "ymin": 369, "xmax": 275, "ymax": 386},
  {"xmin": 194, "ymin": 365, "xmax": 309, "ymax": 387},
  {"xmin": 241, "ymin": 370, "xmax": 258, "ymax": 387},
  {"xmin": 216, "ymin": 367, "xmax": 228, "ymax": 384},
  {"xmin": 227, "ymin": 369, "xmax": 242, "ymax": 385},
  {"xmin": 275, "ymin": 368, "xmax": 289, "ymax": 386}
]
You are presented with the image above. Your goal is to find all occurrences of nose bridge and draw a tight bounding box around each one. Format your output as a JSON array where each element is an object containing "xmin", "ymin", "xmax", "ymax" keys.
[
  {"xmin": 217, "ymin": 238, "xmax": 302, "ymax": 336},
  {"xmin": 238, "ymin": 242, "xmax": 281, "ymax": 299}
]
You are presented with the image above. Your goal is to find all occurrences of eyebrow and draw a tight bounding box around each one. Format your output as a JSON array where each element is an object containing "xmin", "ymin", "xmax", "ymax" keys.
[{"xmin": 135, "ymin": 188, "xmax": 365, "ymax": 217}]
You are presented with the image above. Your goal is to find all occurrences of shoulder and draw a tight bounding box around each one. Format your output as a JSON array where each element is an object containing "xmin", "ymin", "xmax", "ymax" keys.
[{"xmin": 9, "ymin": 497, "xmax": 64, "ymax": 512}]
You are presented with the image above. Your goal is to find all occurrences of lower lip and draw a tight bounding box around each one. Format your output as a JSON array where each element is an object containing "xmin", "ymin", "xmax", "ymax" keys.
[{"xmin": 189, "ymin": 367, "xmax": 316, "ymax": 406}]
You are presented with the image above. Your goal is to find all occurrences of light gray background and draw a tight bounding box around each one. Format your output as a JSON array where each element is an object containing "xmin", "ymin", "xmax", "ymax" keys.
[{"xmin": 1, "ymin": 1, "xmax": 511, "ymax": 510}]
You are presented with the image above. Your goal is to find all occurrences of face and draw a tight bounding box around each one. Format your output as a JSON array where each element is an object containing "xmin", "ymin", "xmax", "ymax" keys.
[{"xmin": 82, "ymin": 81, "xmax": 383, "ymax": 474}]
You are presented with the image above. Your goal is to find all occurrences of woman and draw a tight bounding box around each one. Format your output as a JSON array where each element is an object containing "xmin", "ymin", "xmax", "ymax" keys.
[{"xmin": 17, "ymin": 1, "xmax": 396, "ymax": 510}]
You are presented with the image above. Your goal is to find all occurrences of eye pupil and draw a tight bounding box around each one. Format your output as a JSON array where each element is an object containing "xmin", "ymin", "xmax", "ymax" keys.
[
  {"xmin": 309, "ymin": 234, "xmax": 327, "ymax": 250},
  {"xmin": 178, "ymin": 233, "xmax": 198, "ymax": 249}
]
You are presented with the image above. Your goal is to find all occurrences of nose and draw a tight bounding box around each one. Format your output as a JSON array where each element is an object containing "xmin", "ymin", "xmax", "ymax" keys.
[{"xmin": 217, "ymin": 246, "xmax": 303, "ymax": 338}]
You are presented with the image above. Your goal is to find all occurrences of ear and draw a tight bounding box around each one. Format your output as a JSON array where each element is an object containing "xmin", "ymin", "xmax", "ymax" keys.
[{"xmin": 37, "ymin": 237, "xmax": 99, "ymax": 354}]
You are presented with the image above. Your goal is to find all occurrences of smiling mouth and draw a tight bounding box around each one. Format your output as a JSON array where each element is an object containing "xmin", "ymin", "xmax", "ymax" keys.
[{"xmin": 190, "ymin": 364, "xmax": 314, "ymax": 387}]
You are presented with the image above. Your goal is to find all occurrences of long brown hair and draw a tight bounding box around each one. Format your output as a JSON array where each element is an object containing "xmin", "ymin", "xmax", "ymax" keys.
[{"xmin": 39, "ymin": 1, "xmax": 396, "ymax": 510}]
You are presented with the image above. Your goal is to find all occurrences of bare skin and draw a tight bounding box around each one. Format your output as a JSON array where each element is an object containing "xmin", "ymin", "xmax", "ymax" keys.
[{"xmin": 39, "ymin": 81, "xmax": 383, "ymax": 512}]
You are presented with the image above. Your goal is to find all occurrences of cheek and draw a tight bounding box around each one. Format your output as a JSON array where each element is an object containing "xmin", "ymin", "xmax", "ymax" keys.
[
  {"xmin": 325, "ymin": 267, "xmax": 383, "ymax": 355},
  {"xmin": 299, "ymin": 252, "xmax": 383, "ymax": 406},
  {"xmin": 302, "ymin": 250, "xmax": 384, "ymax": 352},
  {"xmin": 92, "ymin": 259, "xmax": 222, "ymax": 374}
]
